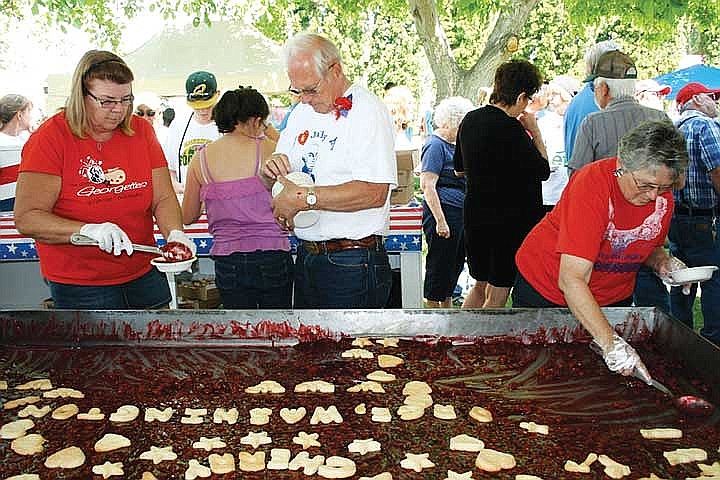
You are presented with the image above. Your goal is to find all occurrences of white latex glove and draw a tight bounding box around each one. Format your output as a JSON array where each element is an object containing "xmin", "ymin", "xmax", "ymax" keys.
[
  {"xmin": 79, "ymin": 222, "xmax": 133, "ymax": 256},
  {"xmin": 593, "ymin": 334, "xmax": 652, "ymax": 384},
  {"xmin": 167, "ymin": 230, "xmax": 197, "ymax": 257},
  {"xmin": 667, "ymin": 256, "xmax": 693, "ymax": 295}
]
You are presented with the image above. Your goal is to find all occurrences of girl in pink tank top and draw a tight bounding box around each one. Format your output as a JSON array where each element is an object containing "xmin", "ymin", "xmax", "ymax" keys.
[{"xmin": 182, "ymin": 87, "xmax": 293, "ymax": 309}]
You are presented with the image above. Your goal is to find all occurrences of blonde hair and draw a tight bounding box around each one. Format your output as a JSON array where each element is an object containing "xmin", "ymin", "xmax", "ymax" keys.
[
  {"xmin": 66, "ymin": 50, "xmax": 135, "ymax": 138},
  {"xmin": 383, "ymin": 86, "xmax": 416, "ymax": 130}
]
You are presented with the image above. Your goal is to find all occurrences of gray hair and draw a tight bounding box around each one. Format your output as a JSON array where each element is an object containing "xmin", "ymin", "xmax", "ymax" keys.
[
  {"xmin": 0, "ymin": 94, "xmax": 31, "ymax": 126},
  {"xmin": 618, "ymin": 120, "xmax": 688, "ymax": 181},
  {"xmin": 584, "ymin": 40, "xmax": 622, "ymax": 76},
  {"xmin": 433, "ymin": 96, "xmax": 474, "ymax": 129},
  {"xmin": 594, "ymin": 77, "xmax": 636, "ymax": 99},
  {"xmin": 283, "ymin": 33, "xmax": 341, "ymax": 78}
]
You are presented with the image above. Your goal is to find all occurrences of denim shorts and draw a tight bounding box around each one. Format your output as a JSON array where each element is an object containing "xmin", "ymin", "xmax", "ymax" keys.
[
  {"xmin": 48, "ymin": 268, "xmax": 171, "ymax": 309},
  {"xmin": 294, "ymin": 243, "xmax": 391, "ymax": 309},
  {"xmin": 212, "ymin": 250, "xmax": 293, "ymax": 309}
]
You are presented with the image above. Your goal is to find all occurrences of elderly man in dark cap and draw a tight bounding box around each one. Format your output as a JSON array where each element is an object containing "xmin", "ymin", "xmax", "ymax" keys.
[{"xmin": 568, "ymin": 50, "xmax": 672, "ymax": 313}]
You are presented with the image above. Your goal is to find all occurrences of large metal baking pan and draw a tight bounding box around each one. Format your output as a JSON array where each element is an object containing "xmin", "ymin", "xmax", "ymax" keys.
[{"xmin": 1, "ymin": 307, "xmax": 718, "ymax": 390}]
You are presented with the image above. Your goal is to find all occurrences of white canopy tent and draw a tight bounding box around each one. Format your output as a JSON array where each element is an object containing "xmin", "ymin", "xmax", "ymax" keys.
[{"xmin": 46, "ymin": 22, "xmax": 288, "ymax": 111}]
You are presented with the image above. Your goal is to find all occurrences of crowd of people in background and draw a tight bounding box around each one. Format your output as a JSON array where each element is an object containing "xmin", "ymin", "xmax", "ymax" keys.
[{"xmin": 2, "ymin": 31, "xmax": 719, "ymax": 378}]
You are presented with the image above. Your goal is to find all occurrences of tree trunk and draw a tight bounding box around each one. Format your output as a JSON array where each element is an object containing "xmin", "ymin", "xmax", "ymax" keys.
[{"xmin": 409, "ymin": 0, "xmax": 540, "ymax": 100}]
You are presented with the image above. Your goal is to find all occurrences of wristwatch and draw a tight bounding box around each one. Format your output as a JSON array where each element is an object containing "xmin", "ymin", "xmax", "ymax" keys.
[{"xmin": 305, "ymin": 186, "xmax": 317, "ymax": 208}]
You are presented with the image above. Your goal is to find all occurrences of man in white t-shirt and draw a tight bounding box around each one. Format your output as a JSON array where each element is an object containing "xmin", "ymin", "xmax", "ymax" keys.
[
  {"xmin": 162, "ymin": 71, "xmax": 221, "ymax": 194},
  {"xmin": 262, "ymin": 32, "xmax": 397, "ymax": 309}
]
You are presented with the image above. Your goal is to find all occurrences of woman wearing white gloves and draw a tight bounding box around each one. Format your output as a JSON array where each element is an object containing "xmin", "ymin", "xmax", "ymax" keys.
[
  {"xmin": 513, "ymin": 121, "xmax": 690, "ymax": 382},
  {"xmin": 14, "ymin": 50, "xmax": 195, "ymax": 309}
]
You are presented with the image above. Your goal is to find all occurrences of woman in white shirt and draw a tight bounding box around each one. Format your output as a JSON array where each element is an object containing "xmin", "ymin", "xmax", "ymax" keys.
[{"xmin": 0, "ymin": 94, "xmax": 33, "ymax": 212}]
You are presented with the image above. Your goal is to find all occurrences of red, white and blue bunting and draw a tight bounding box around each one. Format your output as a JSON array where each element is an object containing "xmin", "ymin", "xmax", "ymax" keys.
[{"xmin": 1, "ymin": 204, "xmax": 422, "ymax": 261}]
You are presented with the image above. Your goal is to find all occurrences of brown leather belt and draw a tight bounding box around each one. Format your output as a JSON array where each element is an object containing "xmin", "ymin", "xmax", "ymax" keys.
[{"xmin": 302, "ymin": 235, "xmax": 384, "ymax": 255}]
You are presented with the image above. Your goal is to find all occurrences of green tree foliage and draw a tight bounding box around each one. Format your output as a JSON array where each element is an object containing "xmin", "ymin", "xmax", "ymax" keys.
[{"xmin": 2, "ymin": 0, "xmax": 719, "ymax": 100}]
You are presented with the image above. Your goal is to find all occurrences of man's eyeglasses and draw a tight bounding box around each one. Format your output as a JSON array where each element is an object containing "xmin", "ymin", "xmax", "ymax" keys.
[
  {"xmin": 288, "ymin": 63, "xmax": 336, "ymax": 96},
  {"xmin": 86, "ymin": 91, "xmax": 134, "ymax": 109},
  {"xmin": 288, "ymin": 77, "xmax": 324, "ymax": 96},
  {"xmin": 629, "ymin": 171, "xmax": 674, "ymax": 194},
  {"xmin": 136, "ymin": 109, "xmax": 155, "ymax": 117}
]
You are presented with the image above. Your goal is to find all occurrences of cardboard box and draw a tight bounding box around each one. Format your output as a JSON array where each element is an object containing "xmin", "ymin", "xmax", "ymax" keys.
[
  {"xmin": 178, "ymin": 278, "xmax": 220, "ymax": 302},
  {"xmin": 391, "ymin": 149, "xmax": 419, "ymax": 205},
  {"xmin": 178, "ymin": 298, "xmax": 222, "ymax": 309}
]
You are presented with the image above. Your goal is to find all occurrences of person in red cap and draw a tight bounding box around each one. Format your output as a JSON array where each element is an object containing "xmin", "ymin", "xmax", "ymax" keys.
[{"xmin": 670, "ymin": 81, "xmax": 720, "ymax": 346}]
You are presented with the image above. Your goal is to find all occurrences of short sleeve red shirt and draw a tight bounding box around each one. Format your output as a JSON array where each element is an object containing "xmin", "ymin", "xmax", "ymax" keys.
[
  {"xmin": 20, "ymin": 112, "xmax": 167, "ymax": 285},
  {"xmin": 516, "ymin": 158, "xmax": 673, "ymax": 306}
]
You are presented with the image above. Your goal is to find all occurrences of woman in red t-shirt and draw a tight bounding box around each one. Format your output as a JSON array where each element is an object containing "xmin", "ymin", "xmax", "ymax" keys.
[
  {"xmin": 513, "ymin": 120, "xmax": 689, "ymax": 382},
  {"xmin": 14, "ymin": 50, "xmax": 196, "ymax": 309}
]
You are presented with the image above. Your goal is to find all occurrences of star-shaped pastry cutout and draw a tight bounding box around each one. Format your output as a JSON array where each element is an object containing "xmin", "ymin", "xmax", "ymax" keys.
[
  {"xmin": 400, "ymin": 452, "xmax": 435, "ymax": 472},
  {"xmin": 192, "ymin": 436, "xmax": 226, "ymax": 451},
  {"xmin": 698, "ymin": 462, "xmax": 720, "ymax": 476},
  {"xmin": 376, "ymin": 338, "xmax": 399, "ymax": 348},
  {"xmin": 293, "ymin": 431, "xmax": 321, "ymax": 449},
  {"xmin": 348, "ymin": 438, "xmax": 381, "ymax": 455},
  {"xmin": 240, "ymin": 431, "xmax": 272, "ymax": 449},
  {"xmin": 351, "ymin": 337, "xmax": 373, "ymax": 347},
  {"xmin": 92, "ymin": 461, "xmax": 124, "ymax": 478},
  {"xmin": 139, "ymin": 445, "xmax": 177, "ymax": 465},
  {"xmin": 445, "ymin": 471, "xmax": 473, "ymax": 480}
]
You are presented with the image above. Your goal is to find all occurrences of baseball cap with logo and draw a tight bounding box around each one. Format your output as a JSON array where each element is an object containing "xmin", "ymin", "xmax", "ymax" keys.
[
  {"xmin": 185, "ymin": 71, "xmax": 219, "ymax": 109},
  {"xmin": 584, "ymin": 50, "xmax": 638, "ymax": 82},
  {"xmin": 675, "ymin": 82, "xmax": 720, "ymax": 106}
]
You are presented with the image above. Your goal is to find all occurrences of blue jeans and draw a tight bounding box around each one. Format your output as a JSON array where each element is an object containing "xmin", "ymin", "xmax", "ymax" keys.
[
  {"xmin": 632, "ymin": 265, "xmax": 670, "ymax": 312},
  {"xmin": 668, "ymin": 214, "xmax": 720, "ymax": 344},
  {"xmin": 213, "ymin": 250, "xmax": 293, "ymax": 309},
  {"xmin": 422, "ymin": 201, "xmax": 465, "ymax": 301},
  {"xmin": 294, "ymin": 243, "xmax": 392, "ymax": 309},
  {"xmin": 48, "ymin": 268, "xmax": 171, "ymax": 309},
  {"xmin": 512, "ymin": 271, "xmax": 633, "ymax": 307}
]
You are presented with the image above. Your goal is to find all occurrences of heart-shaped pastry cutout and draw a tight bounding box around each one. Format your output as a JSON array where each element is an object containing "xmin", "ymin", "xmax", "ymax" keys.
[{"xmin": 280, "ymin": 407, "xmax": 307, "ymax": 424}]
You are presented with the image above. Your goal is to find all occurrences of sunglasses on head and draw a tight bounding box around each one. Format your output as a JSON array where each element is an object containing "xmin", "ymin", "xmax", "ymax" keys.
[{"xmin": 136, "ymin": 109, "xmax": 155, "ymax": 117}]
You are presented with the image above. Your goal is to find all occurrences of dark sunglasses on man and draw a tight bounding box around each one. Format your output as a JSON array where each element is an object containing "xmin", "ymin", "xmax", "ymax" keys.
[{"xmin": 136, "ymin": 109, "xmax": 155, "ymax": 117}]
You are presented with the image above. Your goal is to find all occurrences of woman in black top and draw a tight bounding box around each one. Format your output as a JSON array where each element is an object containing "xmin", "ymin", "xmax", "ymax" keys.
[{"xmin": 454, "ymin": 59, "xmax": 550, "ymax": 308}]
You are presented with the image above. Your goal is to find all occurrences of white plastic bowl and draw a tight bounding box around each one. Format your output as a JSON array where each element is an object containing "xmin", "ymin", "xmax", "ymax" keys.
[
  {"xmin": 151, "ymin": 256, "xmax": 196, "ymax": 273},
  {"xmin": 271, "ymin": 171, "xmax": 319, "ymax": 228},
  {"xmin": 667, "ymin": 266, "xmax": 718, "ymax": 285}
]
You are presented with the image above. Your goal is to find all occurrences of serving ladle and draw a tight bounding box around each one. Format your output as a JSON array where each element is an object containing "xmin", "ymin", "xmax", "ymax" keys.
[{"xmin": 634, "ymin": 370, "xmax": 715, "ymax": 417}]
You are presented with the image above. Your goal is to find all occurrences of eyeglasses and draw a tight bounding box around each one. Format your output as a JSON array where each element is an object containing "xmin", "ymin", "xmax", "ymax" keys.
[
  {"xmin": 288, "ymin": 63, "xmax": 336, "ymax": 96},
  {"xmin": 86, "ymin": 91, "xmax": 134, "ymax": 109},
  {"xmin": 136, "ymin": 109, "xmax": 155, "ymax": 117},
  {"xmin": 629, "ymin": 171, "xmax": 674, "ymax": 194}
]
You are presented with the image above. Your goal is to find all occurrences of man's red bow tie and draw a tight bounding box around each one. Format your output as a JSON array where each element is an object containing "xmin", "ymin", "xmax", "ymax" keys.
[{"xmin": 333, "ymin": 94, "xmax": 353, "ymax": 119}]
